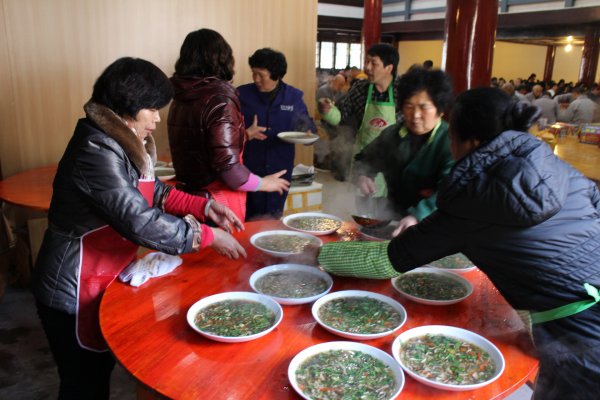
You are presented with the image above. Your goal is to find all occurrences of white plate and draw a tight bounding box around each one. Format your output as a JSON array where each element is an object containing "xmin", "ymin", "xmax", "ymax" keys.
[
  {"xmin": 277, "ymin": 131, "xmax": 320, "ymax": 145},
  {"xmin": 249, "ymin": 264, "xmax": 333, "ymax": 305},
  {"xmin": 250, "ymin": 230, "xmax": 322, "ymax": 258},
  {"xmin": 428, "ymin": 253, "xmax": 477, "ymax": 273},
  {"xmin": 289, "ymin": 341, "xmax": 405, "ymax": 400},
  {"xmin": 311, "ymin": 290, "xmax": 407, "ymax": 340},
  {"xmin": 392, "ymin": 325, "xmax": 505, "ymax": 391},
  {"xmin": 186, "ymin": 291, "xmax": 283, "ymax": 343},
  {"xmin": 281, "ymin": 212, "xmax": 343, "ymax": 236},
  {"xmin": 391, "ymin": 267, "xmax": 473, "ymax": 305},
  {"xmin": 154, "ymin": 166, "xmax": 176, "ymax": 182}
]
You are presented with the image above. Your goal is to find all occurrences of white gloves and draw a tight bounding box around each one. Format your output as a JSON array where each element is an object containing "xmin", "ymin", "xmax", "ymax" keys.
[{"xmin": 119, "ymin": 252, "xmax": 183, "ymax": 287}]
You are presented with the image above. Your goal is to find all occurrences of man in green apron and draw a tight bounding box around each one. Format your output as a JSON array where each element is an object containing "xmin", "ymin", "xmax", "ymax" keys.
[{"xmin": 318, "ymin": 43, "xmax": 400, "ymax": 189}]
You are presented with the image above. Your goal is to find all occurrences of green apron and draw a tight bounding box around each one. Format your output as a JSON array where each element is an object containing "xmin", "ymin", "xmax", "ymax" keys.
[{"xmin": 353, "ymin": 83, "xmax": 396, "ymax": 198}]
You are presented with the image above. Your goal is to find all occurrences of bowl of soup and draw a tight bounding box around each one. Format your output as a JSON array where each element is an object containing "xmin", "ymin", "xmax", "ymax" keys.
[
  {"xmin": 312, "ymin": 290, "xmax": 407, "ymax": 340},
  {"xmin": 391, "ymin": 267, "xmax": 473, "ymax": 305},
  {"xmin": 282, "ymin": 212, "xmax": 343, "ymax": 236},
  {"xmin": 249, "ymin": 264, "xmax": 333, "ymax": 305},
  {"xmin": 187, "ymin": 292, "xmax": 283, "ymax": 343},
  {"xmin": 250, "ymin": 230, "xmax": 322, "ymax": 257},
  {"xmin": 392, "ymin": 325, "xmax": 505, "ymax": 391},
  {"xmin": 428, "ymin": 253, "xmax": 477, "ymax": 273},
  {"xmin": 289, "ymin": 341, "xmax": 405, "ymax": 400}
]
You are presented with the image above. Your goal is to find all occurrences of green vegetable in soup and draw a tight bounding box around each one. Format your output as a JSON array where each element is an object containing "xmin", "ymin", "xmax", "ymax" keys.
[
  {"xmin": 318, "ymin": 297, "xmax": 404, "ymax": 334},
  {"xmin": 194, "ymin": 300, "xmax": 275, "ymax": 337},
  {"xmin": 287, "ymin": 216, "xmax": 341, "ymax": 232},
  {"xmin": 429, "ymin": 253, "xmax": 474, "ymax": 270},
  {"xmin": 400, "ymin": 334, "xmax": 496, "ymax": 385},
  {"xmin": 296, "ymin": 349, "xmax": 396, "ymax": 400},
  {"xmin": 397, "ymin": 272, "xmax": 468, "ymax": 300},
  {"xmin": 255, "ymin": 234, "xmax": 316, "ymax": 253},
  {"xmin": 255, "ymin": 270, "xmax": 328, "ymax": 298}
]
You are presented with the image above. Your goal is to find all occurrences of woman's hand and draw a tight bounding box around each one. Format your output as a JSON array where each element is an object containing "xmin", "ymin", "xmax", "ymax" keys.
[
  {"xmin": 210, "ymin": 228, "xmax": 247, "ymax": 259},
  {"xmin": 260, "ymin": 170, "xmax": 290, "ymax": 194},
  {"xmin": 356, "ymin": 175, "xmax": 376, "ymax": 196},
  {"xmin": 392, "ymin": 215, "xmax": 418, "ymax": 237},
  {"xmin": 206, "ymin": 200, "xmax": 244, "ymax": 233},
  {"xmin": 246, "ymin": 115, "xmax": 267, "ymax": 141}
]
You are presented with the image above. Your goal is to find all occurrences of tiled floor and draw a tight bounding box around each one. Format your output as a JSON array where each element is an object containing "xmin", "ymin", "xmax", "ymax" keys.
[{"xmin": 0, "ymin": 170, "xmax": 533, "ymax": 399}]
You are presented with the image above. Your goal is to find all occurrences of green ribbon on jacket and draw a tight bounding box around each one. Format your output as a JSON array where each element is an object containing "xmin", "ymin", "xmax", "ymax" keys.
[{"xmin": 530, "ymin": 283, "xmax": 600, "ymax": 324}]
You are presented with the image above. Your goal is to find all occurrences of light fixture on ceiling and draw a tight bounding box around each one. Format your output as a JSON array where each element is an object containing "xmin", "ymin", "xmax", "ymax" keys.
[
  {"xmin": 565, "ymin": 43, "xmax": 573, "ymax": 52},
  {"xmin": 566, "ymin": 35, "xmax": 573, "ymax": 43}
]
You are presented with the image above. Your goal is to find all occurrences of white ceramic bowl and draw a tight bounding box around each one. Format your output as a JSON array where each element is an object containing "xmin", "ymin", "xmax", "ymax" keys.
[
  {"xmin": 428, "ymin": 253, "xmax": 477, "ymax": 273},
  {"xmin": 281, "ymin": 212, "xmax": 343, "ymax": 236},
  {"xmin": 277, "ymin": 131, "xmax": 320, "ymax": 145},
  {"xmin": 391, "ymin": 267, "xmax": 473, "ymax": 305},
  {"xmin": 154, "ymin": 166, "xmax": 176, "ymax": 182},
  {"xmin": 250, "ymin": 230, "xmax": 322, "ymax": 258},
  {"xmin": 186, "ymin": 291, "xmax": 283, "ymax": 343},
  {"xmin": 312, "ymin": 290, "xmax": 407, "ymax": 340},
  {"xmin": 249, "ymin": 264, "xmax": 333, "ymax": 305},
  {"xmin": 289, "ymin": 341, "xmax": 405, "ymax": 400},
  {"xmin": 392, "ymin": 325, "xmax": 505, "ymax": 391}
]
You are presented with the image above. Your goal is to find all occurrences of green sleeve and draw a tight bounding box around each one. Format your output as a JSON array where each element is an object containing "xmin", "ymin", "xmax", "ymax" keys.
[
  {"xmin": 317, "ymin": 240, "xmax": 401, "ymax": 279},
  {"xmin": 321, "ymin": 105, "xmax": 341, "ymax": 126},
  {"xmin": 408, "ymin": 193, "xmax": 438, "ymax": 221}
]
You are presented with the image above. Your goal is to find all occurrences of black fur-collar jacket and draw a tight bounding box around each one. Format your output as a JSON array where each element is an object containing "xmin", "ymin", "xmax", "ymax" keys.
[{"xmin": 32, "ymin": 102, "xmax": 195, "ymax": 314}]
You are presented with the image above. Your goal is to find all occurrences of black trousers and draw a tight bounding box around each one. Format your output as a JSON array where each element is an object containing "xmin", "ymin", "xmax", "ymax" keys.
[{"xmin": 36, "ymin": 301, "xmax": 115, "ymax": 400}]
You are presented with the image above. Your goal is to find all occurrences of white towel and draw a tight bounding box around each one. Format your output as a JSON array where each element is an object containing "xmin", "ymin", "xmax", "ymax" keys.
[{"xmin": 119, "ymin": 252, "xmax": 183, "ymax": 287}]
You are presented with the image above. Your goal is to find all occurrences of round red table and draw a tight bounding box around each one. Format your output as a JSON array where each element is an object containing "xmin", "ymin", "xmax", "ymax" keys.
[{"xmin": 100, "ymin": 220, "xmax": 538, "ymax": 400}]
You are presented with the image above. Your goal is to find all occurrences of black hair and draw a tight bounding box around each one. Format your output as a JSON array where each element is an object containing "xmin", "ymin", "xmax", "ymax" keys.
[
  {"xmin": 396, "ymin": 67, "xmax": 453, "ymax": 114},
  {"xmin": 366, "ymin": 43, "xmax": 400, "ymax": 77},
  {"xmin": 423, "ymin": 59, "xmax": 433, "ymax": 69},
  {"xmin": 248, "ymin": 48, "xmax": 287, "ymax": 80},
  {"xmin": 174, "ymin": 28, "xmax": 235, "ymax": 81},
  {"xmin": 91, "ymin": 57, "xmax": 173, "ymax": 118},
  {"xmin": 450, "ymin": 87, "xmax": 541, "ymax": 143}
]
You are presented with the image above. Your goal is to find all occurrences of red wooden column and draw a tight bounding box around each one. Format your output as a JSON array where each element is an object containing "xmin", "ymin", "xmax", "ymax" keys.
[
  {"xmin": 543, "ymin": 45, "xmax": 556, "ymax": 83},
  {"xmin": 362, "ymin": 0, "xmax": 382, "ymax": 62},
  {"xmin": 579, "ymin": 25, "xmax": 600, "ymax": 86},
  {"xmin": 442, "ymin": 0, "xmax": 498, "ymax": 95}
]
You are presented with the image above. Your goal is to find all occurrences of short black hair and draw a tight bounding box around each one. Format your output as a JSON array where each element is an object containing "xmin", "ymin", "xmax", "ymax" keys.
[
  {"xmin": 366, "ymin": 43, "xmax": 400, "ymax": 77},
  {"xmin": 451, "ymin": 87, "xmax": 541, "ymax": 143},
  {"xmin": 174, "ymin": 28, "xmax": 235, "ymax": 81},
  {"xmin": 248, "ymin": 48, "xmax": 287, "ymax": 80},
  {"xmin": 423, "ymin": 60, "xmax": 433, "ymax": 69},
  {"xmin": 91, "ymin": 57, "xmax": 173, "ymax": 118},
  {"xmin": 397, "ymin": 67, "xmax": 453, "ymax": 114}
]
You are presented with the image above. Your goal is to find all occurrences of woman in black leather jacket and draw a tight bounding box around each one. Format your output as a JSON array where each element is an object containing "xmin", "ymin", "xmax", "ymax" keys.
[{"xmin": 32, "ymin": 57, "xmax": 246, "ymax": 400}]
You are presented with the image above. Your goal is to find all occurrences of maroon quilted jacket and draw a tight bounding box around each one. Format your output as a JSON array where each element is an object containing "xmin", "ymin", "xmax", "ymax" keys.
[{"xmin": 168, "ymin": 76, "xmax": 251, "ymax": 192}]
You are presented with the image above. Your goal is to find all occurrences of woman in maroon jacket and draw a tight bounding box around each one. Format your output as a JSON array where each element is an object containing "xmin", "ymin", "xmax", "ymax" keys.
[{"xmin": 168, "ymin": 28, "xmax": 289, "ymax": 221}]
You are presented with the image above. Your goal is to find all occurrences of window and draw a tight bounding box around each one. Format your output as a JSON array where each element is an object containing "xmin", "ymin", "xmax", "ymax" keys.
[
  {"xmin": 316, "ymin": 41, "xmax": 362, "ymax": 70},
  {"xmin": 320, "ymin": 42, "xmax": 334, "ymax": 69}
]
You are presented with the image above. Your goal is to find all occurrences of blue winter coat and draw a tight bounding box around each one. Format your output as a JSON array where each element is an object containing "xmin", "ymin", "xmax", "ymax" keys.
[
  {"xmin": 388, "ymin": 130, "xmax": 600, "ymax": 398},
  {"xmin": 238, "ymin": 81, "xmax": 316, "ymax": 219}
]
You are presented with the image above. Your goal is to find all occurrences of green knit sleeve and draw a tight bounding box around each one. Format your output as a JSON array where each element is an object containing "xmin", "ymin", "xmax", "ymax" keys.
[
  {"xmin": 321, "ymin": 105, "xmax": 341, "ymax": 126},
  {"xmin": 317, "ymin": 240, "xmax": 401, "ymax": 279}
]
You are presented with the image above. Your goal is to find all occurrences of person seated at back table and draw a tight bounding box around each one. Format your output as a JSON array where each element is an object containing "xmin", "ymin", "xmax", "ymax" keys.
[
  {"xmin": 32, "ymin": 57, "xmax": 246, "ymax": 400},
  {"xmin": 352, "ymin": 67, "xmax": 454, "ymax": 235},
  {"xmin": 309, "ymin": 87, "xmax": 600, "ymax": 400}
]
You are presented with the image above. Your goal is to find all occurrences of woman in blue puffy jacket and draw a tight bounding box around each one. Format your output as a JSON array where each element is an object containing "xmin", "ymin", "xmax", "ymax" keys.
[
  {"xmin": 314, "ymin": 87, "xmax": 600, "ymax": 399},
  {"xmin": 238, "ymin": 48, "xmax": 316, "ymax": 220}
]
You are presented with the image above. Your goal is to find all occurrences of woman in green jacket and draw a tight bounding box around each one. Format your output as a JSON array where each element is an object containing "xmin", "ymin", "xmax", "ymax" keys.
[{"xmin": 353, "ymin": 67, "xmax": 454, "ymax": 235}]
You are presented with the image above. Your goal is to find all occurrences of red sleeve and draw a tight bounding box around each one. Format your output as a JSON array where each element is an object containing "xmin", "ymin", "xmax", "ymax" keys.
[{"xmin": 164, "ymin": 188, "xmax": 208, "ymax": 222}]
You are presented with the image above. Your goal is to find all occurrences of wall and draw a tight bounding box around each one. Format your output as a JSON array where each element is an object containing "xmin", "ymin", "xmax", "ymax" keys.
[
  {"xmin": 0, "ymin": 0, "xmax": 317, "ymax": 177},
  {"xmin": 397, "ymin": 40, "xmax": 443, "ymax": 75},
  {"xmin": 396, "ymin": 39, "xmax": 598, "ymax": 86}
]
